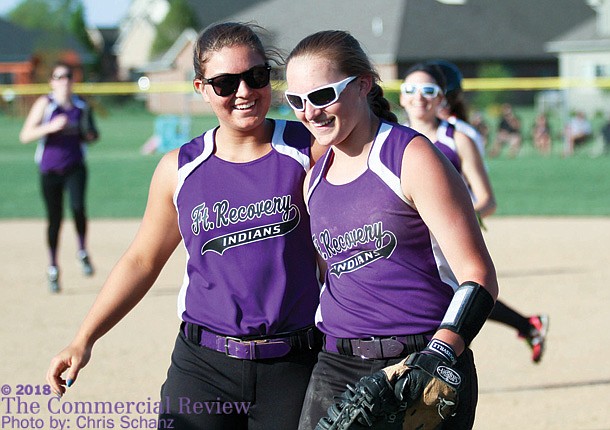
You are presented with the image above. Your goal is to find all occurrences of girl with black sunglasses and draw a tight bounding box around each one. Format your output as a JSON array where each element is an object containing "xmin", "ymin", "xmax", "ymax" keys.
[
  {"xmin": 47, "ymin": 22, "xmax": 324, "ymax": 430},
  {"xmin": 285, "ymin": 31, "xmax": 498, "ymax": 430}
]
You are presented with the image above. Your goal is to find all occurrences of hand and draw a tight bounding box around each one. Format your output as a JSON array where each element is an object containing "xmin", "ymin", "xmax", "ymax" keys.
[
  {"xmin": 392, "ymin": 351, "xmax": 462, "ymax": 428},
  {"xmin": 46, "ymin": 342, "xmax": 92, "ymax": 397},
  {"xmin": 48, "ymin": 114, "xmax": 69, "ymax": 133}
]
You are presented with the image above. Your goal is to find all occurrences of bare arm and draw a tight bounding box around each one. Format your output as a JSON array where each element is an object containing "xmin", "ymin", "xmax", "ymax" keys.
[
  {"xmin": 19, "ymin": 96, "xmax": 68, "ymax": 144},
  {"xmin": 401, "ymin": 136, "xmax": 498, "ymax": 355},
  {"xmin": 46, "ymin": 150, "xmax": 182, "ymax": 396},
  {"xmin": 454, "ymin": 131, "xmax": 497, "ymax": 218}
]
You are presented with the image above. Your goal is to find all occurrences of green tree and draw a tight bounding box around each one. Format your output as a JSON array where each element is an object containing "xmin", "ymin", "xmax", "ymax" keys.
[
  {"xmin": 150, "ymin": 0, "xmax": 199, "ymax": 58},
  {"xmin": 7, "ymin": 0, "xmax": 56, "ymax": 31},
  {"xmin": 7, "ymin": 0, "xmax": 96, "ymax": 79},
  {"xmin": 8, "ymin": 0, "xmax": 93, "ymax": 49},
  {"xmin": 472, "ymin": 62, "xmax": 512, "ymax": 110},
  {"xmin": 68, "ymin": 1, "xmax": 94, "ymax": 51}
]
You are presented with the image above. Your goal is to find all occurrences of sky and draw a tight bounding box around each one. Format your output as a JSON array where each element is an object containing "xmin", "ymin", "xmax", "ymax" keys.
[{"xmin": 0, "ymin": 0, "xmax": 131, "ymax": 27}]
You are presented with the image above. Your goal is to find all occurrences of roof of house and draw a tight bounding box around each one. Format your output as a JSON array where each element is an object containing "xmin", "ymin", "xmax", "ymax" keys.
[
  {"xmin": 186, "ymin": 0, "xmax": 406, "ymax": 64},
  {"xmin": 396, "ymin": 0, "xmax": 596, "ymax": 61},
  {"xmin": 184, "ymin": 0, "xmax": 596, "ymax": 63},
  {"xmin": 546, "ymin": 16, "xmax": 610, "ymax": 52},
  {"xmin": 141, "ymin": 28, "xmax": 199, "ymax": 72},
  {"xmin": 0, "ymin": 17, "xmax": 93, "ymax": 63},
  {"xmin": 0, "ymin": 18, "xmax": 39, "ymax": 62}
]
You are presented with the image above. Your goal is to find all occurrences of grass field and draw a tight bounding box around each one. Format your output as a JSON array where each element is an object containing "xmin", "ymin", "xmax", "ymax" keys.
[{"xmin": 1, "ymin": 102, "xmax": 609, "ymax": 218}]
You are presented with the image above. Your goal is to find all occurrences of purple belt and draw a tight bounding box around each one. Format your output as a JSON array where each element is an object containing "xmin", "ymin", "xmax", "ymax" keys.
[
  {"xmin": 325, "ymin": 334, "xmax": 430, "ymax": 359},
  {"xmin": 183, "ymin": 322, "xmax": 321, "ymax": 360}
]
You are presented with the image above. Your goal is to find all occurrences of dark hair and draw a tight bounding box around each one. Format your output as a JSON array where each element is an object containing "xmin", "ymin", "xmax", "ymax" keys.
[
  {"xmin": 51, "ymin": 61, "xmax": 74, "ymax": 78},
  {"xmin": 444, "ymin": 90, "xmax": 469, "ymax": 122},
  {"xmin": 426, "ymin": 60, "xmax": 468, "ymax": 122},
  {"xmin": 286, "ymin": 30, "xmax": 397, "ymax": 123},
  {"xmin": 403, "ymin": 63, "xmax": 447, "ymax": 94},
  {"xmin": 427, "ymin": 60, "xmax": 462, "ymax": 95},
  {"xmin": 193, "ymin": 22, "xmax": 282, "ymax": 80},
  {"xmin": 403, "ymin": 62, "xmax": 471, "ymax": 121}
]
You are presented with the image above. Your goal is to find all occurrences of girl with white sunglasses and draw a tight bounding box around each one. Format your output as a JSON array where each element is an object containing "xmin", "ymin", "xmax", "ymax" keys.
[{"xmin": 285, "ymin": 31, "xmax": 498, "ymax": 430}]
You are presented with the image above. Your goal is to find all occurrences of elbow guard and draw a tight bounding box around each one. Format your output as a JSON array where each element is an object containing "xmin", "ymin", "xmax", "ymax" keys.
[{"xmin": 439, "ymin": 281, "xmax": 495, "ymax": 346}]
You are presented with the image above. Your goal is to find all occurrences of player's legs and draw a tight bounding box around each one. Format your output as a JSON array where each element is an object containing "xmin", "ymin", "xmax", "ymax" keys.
[
  {"xmin": 298, "ymin": 352, "xmax": 405, "ymax": 430},
  {"xmin": 488, "ymin": 300, "xmax": 531, "ymax": 334},
  {"xmin": 159, "ymin": 332, "xmax": 248, "ymax": 429},
  {"xmin": 160, "ymin": 330, "xmax": 319, "ymax": 430},
  {"xmin": 65, "ymin": 164, "xmax": 94, "ymax": 275},
  {"xmin": 299, "ymin": 348, "xmax": 478, "ymax": 430},
  {"xmin": 441, "ymin": 348, "xmax": 478, "ymax": 429},
  {"xmin": 507, "ymin": 133, "xmax": 522, "ymax": 157},
  {"xmin": 65, "ymin": 164, "xmax": 88, "ymax": 250},
  {"xmin": 248, "ymin": 348, "xmax": 318, "ymax": 430},
  {"xmin": 488, "ymin": 300, "xmax": 549, "ymax": 363},
  {"xmin": 41, "ymin": 172, "xmax": 64, "ymax": 266}
]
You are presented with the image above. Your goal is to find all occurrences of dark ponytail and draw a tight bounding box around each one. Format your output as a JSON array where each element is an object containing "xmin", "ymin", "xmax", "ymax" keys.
[{"xmin": 368, "ymin": 83, "xmax": 398, "ymax": 123}]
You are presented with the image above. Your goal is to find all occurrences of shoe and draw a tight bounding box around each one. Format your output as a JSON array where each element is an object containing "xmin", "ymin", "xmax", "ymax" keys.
[
  {"xmin": 47, "ymin": 266, "xmax": 61, "ymax": 293},
  {"xmin": 524, "ymin": 315, "xmax": 549, "ymax": 363},
  {"xmin": 77, "ymin": 250, "xmax": 94, "ymax": 277}
]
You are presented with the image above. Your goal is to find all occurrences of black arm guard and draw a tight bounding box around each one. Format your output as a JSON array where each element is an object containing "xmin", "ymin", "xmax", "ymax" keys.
[{"xmin": 439, "ymin": 281, "xmax": 495, "ymax": 345}]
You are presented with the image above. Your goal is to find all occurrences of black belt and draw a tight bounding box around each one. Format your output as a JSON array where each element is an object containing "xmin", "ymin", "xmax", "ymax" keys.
[
  {"xmin": 182, "ymin": 322, "xmax": 322, "ymax": 360},
  {"xmin": 325, "ymin": 334, "xmax": 429, "ymax": 359}
]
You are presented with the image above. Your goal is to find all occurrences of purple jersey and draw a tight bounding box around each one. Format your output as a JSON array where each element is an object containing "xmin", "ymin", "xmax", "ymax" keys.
[
  {"xmin": 175, "ymin": 119, "xmax": 320, "ymax": 337},
  {"xmin": 307, "ymin": 121, "xmax": 457, "ymax": 338},
  {"xmin": 36, "ymin": 95, "xmax": 90, "ymax": 174},
  {"xmin": 434, "ymin": 121, "xmax": 461, "ymax": 173}
]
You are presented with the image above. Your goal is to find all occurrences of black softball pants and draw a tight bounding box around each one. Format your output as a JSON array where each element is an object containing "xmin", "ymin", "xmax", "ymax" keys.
[
  {"xmin": 40, "ymin": 163, "xmax": 87, "ymax": 252},
  {"xmin": 298, "ymin": 348, "xmax": 478, "ymax": 430},
  {"xmin": 158, "ymin": 330, "xmax": 319, "ymax": 430}
]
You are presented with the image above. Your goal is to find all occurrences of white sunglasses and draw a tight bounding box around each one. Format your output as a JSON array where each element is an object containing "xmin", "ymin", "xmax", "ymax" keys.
[
  {"xmin": 400, "ymin": 82, "xmax": 442, "ymax": 99},
  {"xmin": 285, "ymin": 76, "xmax": 357, "ymax": 111}
]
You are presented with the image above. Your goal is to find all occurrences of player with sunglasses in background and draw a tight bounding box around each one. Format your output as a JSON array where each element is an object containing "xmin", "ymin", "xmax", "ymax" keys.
[
  {"xmin": 430, "ymin": 60, "xmax": 550, "ymax": 364},
  {"xmin": 285, "ymin": 31, "xmax": 498, "ymax": 430},
  {"xmin": 20, "ymin": 62, "xmax": 99, "ymax": 293},
  {"xmin": 47, "ymin": 22, "xmax": 325, "ymax": 430}
]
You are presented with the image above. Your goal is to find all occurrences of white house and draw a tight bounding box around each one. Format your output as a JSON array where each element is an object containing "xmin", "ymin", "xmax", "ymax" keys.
[
  {"xmin": 113, "ymin": 0, "xmax": 170, "ymax": 81},
  {"xmin": 547, "ymin": 0, "xmax": 610, "ymax": 115}
]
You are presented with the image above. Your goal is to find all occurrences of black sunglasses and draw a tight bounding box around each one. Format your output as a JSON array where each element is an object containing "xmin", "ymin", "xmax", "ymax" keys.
[{"xmin": 202, "ymin": 64, "xmax": 271, "ymax": 97}]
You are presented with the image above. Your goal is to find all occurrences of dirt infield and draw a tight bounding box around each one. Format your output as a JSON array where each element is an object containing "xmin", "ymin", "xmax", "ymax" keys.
[{"xmin": 1, "ymin": 217, "xmax": 609, "ymax": 429}]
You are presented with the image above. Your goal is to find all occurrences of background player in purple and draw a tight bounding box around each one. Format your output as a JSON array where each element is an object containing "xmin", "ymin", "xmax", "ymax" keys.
[
  {"xmin": 20, "ymin": 62, "xmax": 98, "ymax": 293},
  {"xmin": 402, "ymin": 61, "xmax": 549, "ymax": 364},
  {"xmin": 285, "ymin": 31, "xmax": 498, "ymax": 429},
  {"xmin": 47, "ymin": 22, "xmax": 323, "ymax": 429}
]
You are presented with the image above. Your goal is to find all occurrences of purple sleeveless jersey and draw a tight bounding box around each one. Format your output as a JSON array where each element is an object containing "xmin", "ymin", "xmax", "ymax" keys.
[
  {"xmin": 36, "ymin": 95, "xmax": 88, "ymax": 174},
  {"xmin": 434, "ymin": 120, "xmax": 461, "ymax": 173},
  {"xmin": 174, "ymin": 119, "xmax": 320, "ymax": 337},
  {"xmin": 307, "ymin": 121, "xmax": 458, "ymax": 339}
]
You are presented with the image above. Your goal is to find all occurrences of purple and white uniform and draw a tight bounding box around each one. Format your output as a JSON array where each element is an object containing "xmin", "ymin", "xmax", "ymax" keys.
[
  {"xmin": 174, "ymin": 119, "xmax": 319, "ymax": 337},
  {"xmin": 35, "ymin": 94, "xmax": 90, "ymax": 174},
  {"xmin": 434, "ymin": 120, "xmax": 461, "ymax": 173},
  {"xmin": 307, "ymin": 121, "xmax": 457, "ymax": 339}
]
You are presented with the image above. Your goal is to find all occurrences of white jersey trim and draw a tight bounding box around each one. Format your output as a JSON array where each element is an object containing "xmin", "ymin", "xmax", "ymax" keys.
[
  {"xmin": 436, "ymin": 121, "xmax": 457, "ymax": 152},
  {"xmin": 174, "ymin": 129, "xmax": 215, "ymax": 320},
  {"xmin": 429, "ymin": 232, "xmax": 459, "ymax": 292},
  {"xmin": 270, "ymin": 120, "xmax": 311, "ymax": 171},
  {"xmin": 368, "ymin": 122, "xmax": 413, "ymax": 206}
]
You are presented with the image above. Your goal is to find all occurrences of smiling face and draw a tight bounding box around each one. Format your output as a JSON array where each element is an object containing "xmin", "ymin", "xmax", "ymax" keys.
[
  {"xmin": 400, "ymin": 70, "xmax": 444, "ymax": 123},
  {"xmin": 286, "ymin": 54, "xmax": 367, "ymax": 148},
  {"xmin": 193, "ymin": 44, "xmax": 271, "ymax": 133}
]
